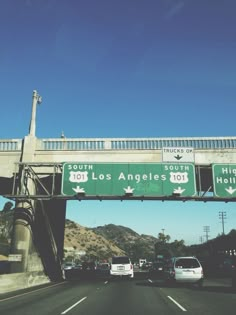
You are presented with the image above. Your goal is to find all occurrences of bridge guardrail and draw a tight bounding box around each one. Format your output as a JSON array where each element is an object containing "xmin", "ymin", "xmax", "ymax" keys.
[
  {"xmin": 0, "ymin": 139, "xmax": 22, "ymax": 151},
  {"xmin": 1, "ymin": 137, "xmax": 236, "ymax": 152},
  {"xmin": 38, "ymin": 137, "xmax": 236, "ymax": 151}
]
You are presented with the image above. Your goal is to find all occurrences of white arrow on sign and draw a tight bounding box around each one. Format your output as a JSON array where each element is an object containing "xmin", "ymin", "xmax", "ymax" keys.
[
  {"xmin": 124, "ymin": 186, "xmax": 134, "ymax": 194},
  {"xmin": 72, "ymin": 186, "xmax": 85, "ymax": 193},
  {"xmin": 173, "ymin": 187, "xmax": 186, "ymax": 195},
  {"xmin": 225, "ymin": 186, "xmax": 236, "ymax": 195}
]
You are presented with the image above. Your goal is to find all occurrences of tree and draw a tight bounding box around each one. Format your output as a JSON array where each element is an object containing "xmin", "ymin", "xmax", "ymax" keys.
[
  {"xmin": 2, "ymin": 201, "xmax": 14, "ymax": 212},
  {"xmin": 157, "ymin": 232, "xmax": 171, "ymax": 243},
  {"xmin": 169, "ymin": 240, "xmax": 186, "ymax": 256},
  {"xmin": 0, "ymin": 202, "xmax": 14, "ymax": 243}
]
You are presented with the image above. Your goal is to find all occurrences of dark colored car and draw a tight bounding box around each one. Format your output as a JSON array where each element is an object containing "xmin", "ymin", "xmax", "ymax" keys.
[
  {"xmin": 149, "ymin": 261, "xmax": 164, "ymax": 278},
  {"xmin": 218, "ymin": 257, "xmax": 235, "ymax": 276},
  {"xmin": 141, "ymin": 262, "xmax": 152, "ymax": 270},
  {"xmin": 82, "ymin": 261, "xmax": 96, "ymax": 271},
  {"xmin": 96, "ymin": 263, "xmax": 110, "ymax": 278},
  {"xmin": 202, "ymin": 256, "xmax": 235, "ymax": 277}
]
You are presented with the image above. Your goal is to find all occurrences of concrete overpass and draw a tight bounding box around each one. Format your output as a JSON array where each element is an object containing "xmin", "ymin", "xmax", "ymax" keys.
[
  {"xmin": 1, "ymin": 135, "xmax": 236, "ymax": 201},
  {"xmin": 1, "ymin": 91, "xmax": 236, "ymax": 282},
  {"xmin": 1, "ymin": 134, "xmax": 236, "ymax": 281}
]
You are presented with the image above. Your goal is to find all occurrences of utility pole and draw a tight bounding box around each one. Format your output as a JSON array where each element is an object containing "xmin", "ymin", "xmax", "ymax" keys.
[
  {"xmin": 219, "ymin": 211, "xmax": 227, "ymax": 235},
  {"xmin": 203, "ymin": 226, "xmax": 210, "ymax": 242},
  {"xmin": 199, "ymin": 236, "xmax": 204, "ymax": 244}
]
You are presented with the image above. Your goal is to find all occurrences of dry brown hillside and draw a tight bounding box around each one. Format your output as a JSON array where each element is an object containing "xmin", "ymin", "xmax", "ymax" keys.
[{"xmin": 64, "ymin": 219, "xmax": 125, "ymax": 261}]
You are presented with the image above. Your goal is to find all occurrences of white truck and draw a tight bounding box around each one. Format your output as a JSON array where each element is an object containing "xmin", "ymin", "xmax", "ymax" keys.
[{"xmin": 139, "ymin": 258, "xmax": 147, "ymax": 268}]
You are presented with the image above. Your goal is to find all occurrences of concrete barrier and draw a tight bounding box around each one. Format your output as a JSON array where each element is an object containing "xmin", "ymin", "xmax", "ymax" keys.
[{"xmin": 0, "ymin": 271, "xmax": 50, "ymax": 294}]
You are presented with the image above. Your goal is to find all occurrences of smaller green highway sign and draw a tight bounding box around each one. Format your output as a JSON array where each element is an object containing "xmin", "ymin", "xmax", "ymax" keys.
[
  {"xmin": 61, "ymin": 163, "xmax": 196, "ymax": 197},
  {"xmin": 213, "ymin": 164, "xmax": 236, "ymax": 198}
]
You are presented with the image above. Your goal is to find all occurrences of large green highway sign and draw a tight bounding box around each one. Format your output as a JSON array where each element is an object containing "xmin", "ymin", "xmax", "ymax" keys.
[
  {"xmin": 62, "ymin": 163, "xmax": 196, "ymax": 197},
  {"xmin": 213, "ymin": 164, "xmax": 236, "ymax": 198}
]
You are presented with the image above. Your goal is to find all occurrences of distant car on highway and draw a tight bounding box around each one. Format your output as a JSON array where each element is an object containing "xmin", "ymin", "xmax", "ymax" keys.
[
  {"xmin": 141, "ymin": 261, "xmax": 152, "ymax": 270},
  {"xmin": 96, "ymin": 262, "xmax": 110, "ymax": 277},
  {"xmin": 164, "ymin": 256, "xmax": 204, "ymax": 287},
  {"xmin": 139, "ymin": 258, "xmax": 147, "ymax": 268},
  {"xmin": 201, "ymin": 255, "xmax": 235, "ymax": 277},
  {"xmin": 217, "ymin": 256, "xmax": 235, "ymax": 276},
  {"xmin": 82, "ymin": 261, "xmax": 96, "ymax": 271},
  {"xmin": 110, "ymin": 256, "xmax": 134, "ymax": 279},
  {"xmin": 63, "ymin": 262, "xmax": 75, "ymax": 270},
  {"xmin": 98, "ymin": 262, "xmax": 110, "ymax": 270},
  {"xmin": 149, "ymin": 261, "xmax": 164, "ymax": 278}
]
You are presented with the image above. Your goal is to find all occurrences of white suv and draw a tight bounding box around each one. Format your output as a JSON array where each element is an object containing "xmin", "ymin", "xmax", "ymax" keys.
[
  {"xmin": 165, "ymin": 256, "xmax": 204, "ymax": 287},
  {"xmin": 110, "ymin": 256, "xmax": 134, "ymax": 279}
]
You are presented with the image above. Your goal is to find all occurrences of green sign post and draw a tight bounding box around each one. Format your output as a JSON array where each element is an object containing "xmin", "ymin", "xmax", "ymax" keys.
[
  {"xmin": 212, "ymin": 164, "xmax": 236, "ymax": 198},
  {"xmin": 62, "ymin": 163, "xmax": 196, "ymax": 197}
]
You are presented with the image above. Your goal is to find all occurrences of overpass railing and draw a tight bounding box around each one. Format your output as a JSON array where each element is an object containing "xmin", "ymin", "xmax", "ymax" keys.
[
  {"xmin": 1, "ymin": 137, "xmax": 236, "ymax": 152},
  {"xmin": 38, "ymin": 137, "xmax": 236, "ymax": 151},
  {"xmin": 0, "ymin": 139, "xmax": 22, "ymax": 151}
]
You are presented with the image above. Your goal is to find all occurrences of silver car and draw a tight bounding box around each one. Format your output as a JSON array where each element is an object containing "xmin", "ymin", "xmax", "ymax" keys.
[{"xmin": 165, "ymin": 256, "xmax": 204, "ymax": 287}]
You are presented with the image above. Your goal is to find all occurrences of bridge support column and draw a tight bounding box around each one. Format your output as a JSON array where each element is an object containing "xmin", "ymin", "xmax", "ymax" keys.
[
  {"xmin": 10, "ymin": 200, "xmax": 43, "ymax": 273},
  {"xmin": 10, "ymin": 199, "xmax": 67, "ymax": 278}
]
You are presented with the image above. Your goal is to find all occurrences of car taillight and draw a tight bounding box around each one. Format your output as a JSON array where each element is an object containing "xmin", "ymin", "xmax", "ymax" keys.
[{"xmin": 130, "ymin": 264, "xmax": 133, "ymax": 269}]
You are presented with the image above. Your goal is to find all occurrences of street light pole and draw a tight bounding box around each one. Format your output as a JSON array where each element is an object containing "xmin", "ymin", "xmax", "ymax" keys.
[{"xmin": 29, "ymin": 90, "xmax": 42, "ymax": 137}]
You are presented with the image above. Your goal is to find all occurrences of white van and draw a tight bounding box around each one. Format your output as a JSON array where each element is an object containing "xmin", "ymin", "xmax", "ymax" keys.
[
  {"xmin": 110, "ymin": 256, "xmax": 134, "ymax": 278},
  {"xmin": 164, "ymin": 256, "xmax": 204, "ymax": 287}
]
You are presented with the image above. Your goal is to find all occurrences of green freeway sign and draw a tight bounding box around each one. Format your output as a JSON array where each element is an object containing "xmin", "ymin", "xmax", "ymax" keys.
[
  {"xmin": 62, "ymin": 163, "xmax": 196, "ymax": 197},
  {"xmin": 212, "ymin": 164, "xmax": 236, "ymax": 198}
]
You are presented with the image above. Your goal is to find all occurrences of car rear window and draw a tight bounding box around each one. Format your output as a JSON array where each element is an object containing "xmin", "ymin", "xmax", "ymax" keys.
[
  {"xmin": 112, "ymin": 256, "xmax": 130, "ymax": 264},
  {"xmin": 175, "ymin": 258, "xmax": 200, "ymax": 269}
]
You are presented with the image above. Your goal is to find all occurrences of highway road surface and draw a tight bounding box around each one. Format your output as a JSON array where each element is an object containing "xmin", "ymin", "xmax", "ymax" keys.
[{"xmin": 0, "ymin": 274, "xmax": 235, "ymax": 315}]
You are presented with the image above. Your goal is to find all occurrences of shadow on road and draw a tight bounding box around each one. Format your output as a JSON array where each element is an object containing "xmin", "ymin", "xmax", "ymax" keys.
[
  {"xmin": 134, "ymin": 274, "xmax": 236, "ymax": 294},
  {"xmin": 65, "ymin": 270, "xmax": 236, "ymax": 294}
]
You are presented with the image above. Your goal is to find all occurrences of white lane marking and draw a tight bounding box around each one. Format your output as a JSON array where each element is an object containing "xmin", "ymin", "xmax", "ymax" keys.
[
  {"xmin": 0, "ymin": 282, "xmax": 66, "ymax": 302},
  {"xmin": 148, "ymin": 279, "xmax": 153, "ymax": 283},
  {"xmin": 61, "ymin": 296, "xmax": 87, "ymax": 314},
  {"xmin": 168, "ymin": 296, "xmax": 187, "ymax": 312},
  {"xmin": 104, "ymin": 281, "xmax": 108, "ymax": 284}
]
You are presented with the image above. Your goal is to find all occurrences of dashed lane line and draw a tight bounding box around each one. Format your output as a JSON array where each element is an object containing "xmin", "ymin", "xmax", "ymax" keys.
[
  {"xmin": 168, "ymin": 295, "xmax": 187, "ymax": 312},
  {"xmin": 61, "ymin": 296, "xmax": 87, "ymax": 314}
]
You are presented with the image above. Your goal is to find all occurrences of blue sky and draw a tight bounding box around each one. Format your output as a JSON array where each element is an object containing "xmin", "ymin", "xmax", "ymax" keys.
[{"xmin": 1, "ymin": 0, "xmax": 236, "ymax": 245}]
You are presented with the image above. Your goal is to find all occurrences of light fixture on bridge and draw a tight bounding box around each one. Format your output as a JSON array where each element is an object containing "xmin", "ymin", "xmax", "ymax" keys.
[
  {"xmin": 76, "ymin": 192, "xmax": 85, "ymax": 201},
  {"xmin": 172, "ymin": 192, "xmax": 181, "ymax": 197},
  {"xmin": 125, "ymin": 192, "xmax": 133, "ymax": 197},
  {"xmin": 77, "ymin": 192, "xmax": 85, "ymax": 196}
]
